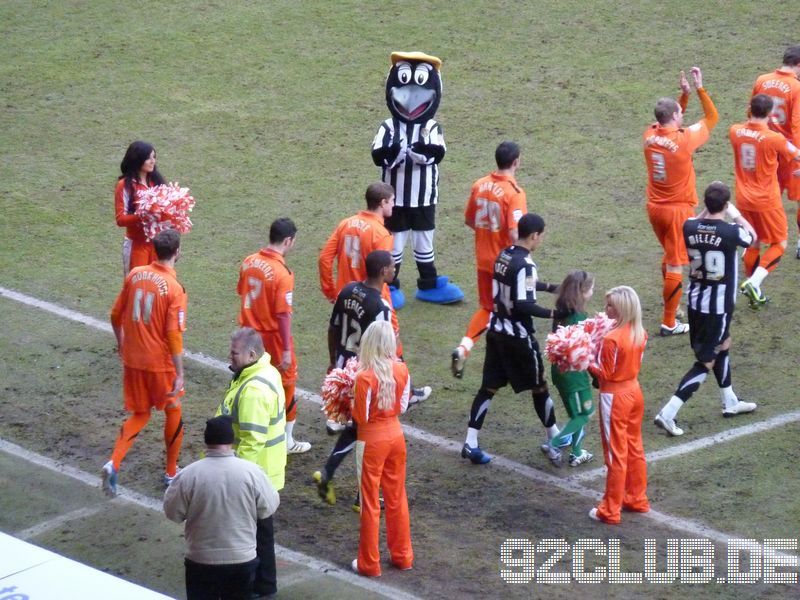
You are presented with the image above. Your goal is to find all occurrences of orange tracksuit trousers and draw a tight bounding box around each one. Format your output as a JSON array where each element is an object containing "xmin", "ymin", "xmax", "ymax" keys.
[
  {"xmin": 596, "ymin": 379, "xmax": 650, "ymax": 524},
  {"xmin": 357, "ymin": 425, "xmax": 413, "ymax": 577}
]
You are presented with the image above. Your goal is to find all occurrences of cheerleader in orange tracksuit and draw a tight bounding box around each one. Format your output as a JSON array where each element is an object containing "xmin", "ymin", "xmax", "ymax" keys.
[
  {"xmin": 115, "ymin": 141, "xmax": 165, "ymax": 275},
  {"xmin": 351, "ymin": 320, "xmax": 413, "ymax": 577},
  {"xmin": 588, "ymin": 286, "xmax": 650, "ymax": 524}
]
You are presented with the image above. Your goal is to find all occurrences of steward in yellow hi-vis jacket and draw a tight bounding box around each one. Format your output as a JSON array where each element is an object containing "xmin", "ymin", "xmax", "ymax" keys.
[
  {"xmin": 217, "ymin": 329, "xmax": 287, "ymax": 491},
  {"xmin": 216, "ymin": 327, "xmax": 287, "ymax": 596}
]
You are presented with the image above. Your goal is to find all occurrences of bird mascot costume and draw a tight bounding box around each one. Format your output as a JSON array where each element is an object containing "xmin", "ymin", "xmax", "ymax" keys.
[{"xmin": 371, "ymin": 51, "xmax": 463, "ymax": 307}]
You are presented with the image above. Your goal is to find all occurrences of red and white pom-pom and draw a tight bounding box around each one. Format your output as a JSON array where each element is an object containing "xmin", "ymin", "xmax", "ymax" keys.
[
  {"xmin": 320, "ymin": 357, "xmax": 359, "ymax": 423},
  {"xmin": 582, "ymin": 312, "xmax": 615, "ymax": 363},
  {"xmin": 545, "ymin": 324, "xmax": 592, "ymax": 372},
  {"xmin": 135, "ymin": 182, "xmax": 196, "ymax": 241}
]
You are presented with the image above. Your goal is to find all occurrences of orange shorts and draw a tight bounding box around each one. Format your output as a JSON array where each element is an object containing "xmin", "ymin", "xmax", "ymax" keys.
[
  {"xmin": 778, "ymin": 154, "xmax": 800, "ymax": 201},
  {"xmin": 477, "ymin": 270, "xmax": 494, "ymax": 312},
  {"xmin": 647, "ymin": 203, "xmax": 694, "ymax": 266},
  {"xmin": 261, "ymin": 331, "xmax": 297, "ymax": 385},
  {"xmin": 740, "ymin": 207, "xmax": 788, "ymax": 245},
  {"xmin": 123, "ymin": 366, "xmax": 183, "ymax": 413}
]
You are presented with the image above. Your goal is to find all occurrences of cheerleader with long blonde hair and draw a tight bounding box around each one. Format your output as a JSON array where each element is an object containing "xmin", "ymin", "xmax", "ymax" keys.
[
  {"xmin": 588, "ymin": 286, "xmax": 650, "ymax": 524},
  {"xmin": 350, "ymin": 320, "xmax": 414, "ymax": 577}
]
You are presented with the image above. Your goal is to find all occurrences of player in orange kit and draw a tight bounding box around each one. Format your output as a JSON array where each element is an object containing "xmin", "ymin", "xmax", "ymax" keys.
[
  {"xmin": 731, "ymin": 94, "xmax": 800, "ymax": 307},
  {"xmin": 319, "ymin": 182, "xmax": 395, "ymax": 302},
  {"xmin": 752, "ymin": 45, "xmax": 800, "ymax": 256},
  {"xmin": 451, "ymin": 141, "xmax": 527, "ymax": 379},
  {"xmin": 238, "ymin": 218, "xmax": 311, "ymax": 453},
  {"xmin": 643, "ymin": 67, "xmax": 718, "ymax": 335},
  {"xmin": 115, "ymin": 141, "xmax": 166, "ymax": 276},
  {"xmin": 102, "ymin": 229, "xmax": 186, "ymax": 497},
  {"xmin": 588, "ymin": 286, "xmax": 649, "ymax": 525}
]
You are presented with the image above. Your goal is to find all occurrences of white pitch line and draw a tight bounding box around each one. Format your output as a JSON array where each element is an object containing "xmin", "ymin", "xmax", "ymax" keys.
[
  {"xmin": 15, "ymin": 504, "xmax": 110, "ymax": 541},
  {"xmin": 0, "ymin": 286, "xmax": 786, "ymax": 546},
  {"xmin": 0, "ymin": 438, "xmax": 421, "ymax": 600},
  {"xmin": 568, "ymin": 409, "xmax": 800, "ymax": 483}
]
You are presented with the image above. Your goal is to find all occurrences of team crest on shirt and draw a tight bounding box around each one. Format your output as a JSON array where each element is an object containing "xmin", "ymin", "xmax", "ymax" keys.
[{"xmin": 285, "ymin": 292, "xmax": 293, "ymax": 306}]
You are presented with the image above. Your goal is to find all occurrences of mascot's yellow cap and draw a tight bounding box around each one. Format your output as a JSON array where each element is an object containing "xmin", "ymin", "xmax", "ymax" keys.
[{"xmin": 390, "ymin": 51, "xmax": 442, "ymax": 72}]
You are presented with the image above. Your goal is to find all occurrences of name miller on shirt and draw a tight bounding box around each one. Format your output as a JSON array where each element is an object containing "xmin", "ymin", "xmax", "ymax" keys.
[
  {"xmin": 687, "ymin": 232, "xmax": 722, "ymax": 247},
  {"xmin": 131, "ymin": 271, "xmax": 169, "ymax": 296}
]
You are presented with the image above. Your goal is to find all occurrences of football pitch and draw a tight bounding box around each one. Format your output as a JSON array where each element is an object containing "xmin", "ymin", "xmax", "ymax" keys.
[{"xmin": 2, "ymin": 1, "xmax": 800, "ymax": 598}]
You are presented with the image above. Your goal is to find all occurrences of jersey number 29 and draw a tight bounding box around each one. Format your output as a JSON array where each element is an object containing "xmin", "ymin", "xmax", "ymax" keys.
[{"xmin": 688, "ymin": 249, "xmax": 725, "ymax": 281}]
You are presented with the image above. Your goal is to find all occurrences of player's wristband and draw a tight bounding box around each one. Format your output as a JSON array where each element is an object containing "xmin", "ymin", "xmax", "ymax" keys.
[{"xmin": 726, "ymin": 204, "xmax": 741, "ymax": 220}]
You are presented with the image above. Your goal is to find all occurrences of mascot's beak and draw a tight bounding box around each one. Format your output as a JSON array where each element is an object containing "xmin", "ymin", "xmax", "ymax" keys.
[{"xmin": 390, "ymin": 85, "xmax": 435, "ymax": 120}]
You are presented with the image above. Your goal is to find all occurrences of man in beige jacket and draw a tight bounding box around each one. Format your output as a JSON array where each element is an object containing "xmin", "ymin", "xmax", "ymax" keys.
[{"xmin": 164, "ymin": 416, "xmax": 279, "ymax": 600}]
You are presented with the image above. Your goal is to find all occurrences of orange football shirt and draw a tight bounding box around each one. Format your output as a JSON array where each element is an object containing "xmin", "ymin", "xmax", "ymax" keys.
[
  {"xmin": 238, "ymin": 248, "xmax": 293, "ymax": 333},
  {"xmin": 464, "ymin": 172, "xmax": 528, "ymax": 273},
  {"xmin": 730, "ymin": 120, "xmax": 800, "ymax": 211},
  {"xmin": 752, "ymin": 68, "xmax": 800, "ymax": 144},
  {"xmin": 318, "ymin": 210, "xmax": 393, "ymax": 302},
  {"xmin": 110, "ymin": 262, "xmax": 187, "ymax": 372}
]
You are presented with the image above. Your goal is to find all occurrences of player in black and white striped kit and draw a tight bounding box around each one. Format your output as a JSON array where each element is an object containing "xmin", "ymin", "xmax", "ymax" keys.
[
  {"xmin": 655, "ymin": 182, "xmax": 758, "ymax": 436},
  {"xmin": 460, "ymin": 213, "xmax": 568, "ymax": 465},
  {"xmin": 372, "ymin": 51, "xmax": 463, "ymax": 306}
]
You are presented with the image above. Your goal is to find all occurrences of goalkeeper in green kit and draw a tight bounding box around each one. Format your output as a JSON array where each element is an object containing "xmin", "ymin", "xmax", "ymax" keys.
[{"xmin": 544, "ymin": 270, "xmax": 596, "ymax": 467}]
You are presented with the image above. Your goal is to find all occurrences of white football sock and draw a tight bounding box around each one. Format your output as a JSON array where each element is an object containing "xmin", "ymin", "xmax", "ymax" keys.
[
  {"xmin": 285, "ymin": 420, "xmax": 295, "ymax": 445},
  {"xmin": 466, "ymin": 427, "xmax": 479, "ymax": 447},
  {"xmin": 660, "ymin": 396, "xmax": 684, "ymax": 421},
  {"xmin": 720, "ymin": 386, "xmax": 738, "ymax": 409},
  {"xmin": 459, "ymin": 337, "xmax": 474, "ymax": 352},
  {"xmin": 747, "ymin": 266, "xmax": 769, "ymax": 289},
  {"xmin": 546, "ymin": 424, "xmax": 560, "ymax": 440}
]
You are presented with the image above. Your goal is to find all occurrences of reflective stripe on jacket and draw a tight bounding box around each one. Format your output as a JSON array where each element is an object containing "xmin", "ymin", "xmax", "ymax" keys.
[{"xmin": 217, "ymin": 354, "xmax": 287, "ymax": 490}]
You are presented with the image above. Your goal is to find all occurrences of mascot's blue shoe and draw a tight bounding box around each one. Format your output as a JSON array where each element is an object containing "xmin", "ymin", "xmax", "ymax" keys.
[
  {"xmin": 415, "ymin": 276, "xmax": 464, "ymax": 305},
  {"xmin": 389, "ymin": 285, "xmax": 405, "ymax": 310}
]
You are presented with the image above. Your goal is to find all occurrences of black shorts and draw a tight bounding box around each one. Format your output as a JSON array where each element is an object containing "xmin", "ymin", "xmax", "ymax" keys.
[
  {"xmin": 688, "ymin": 308, "xmax": 731, "ymax": 363},
  {"xmin": 481, "ymin": 330, "xmax": 545, "ymax": 393},
  {"xmin": 385, "ymin": 204, "xmax": 436, "ymax": 232}
]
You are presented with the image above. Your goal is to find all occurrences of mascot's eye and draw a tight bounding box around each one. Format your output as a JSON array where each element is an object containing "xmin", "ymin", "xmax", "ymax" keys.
[
  {"xmin": 397, "ymin": 64, "xmax": 412, "ymax": 84},
  {"xmin": 414, "ymin": 68, "xmax": 429, "ymax": 85}
]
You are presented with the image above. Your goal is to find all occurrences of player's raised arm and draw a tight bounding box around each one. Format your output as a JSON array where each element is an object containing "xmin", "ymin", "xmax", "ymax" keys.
[
  {"xmin": 678, "ymin": 70, "xmax": 690, "ymax": 113},
  {"xmin": 690, "ymin": 67, "xmax": 718, "ymax": 131}
]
